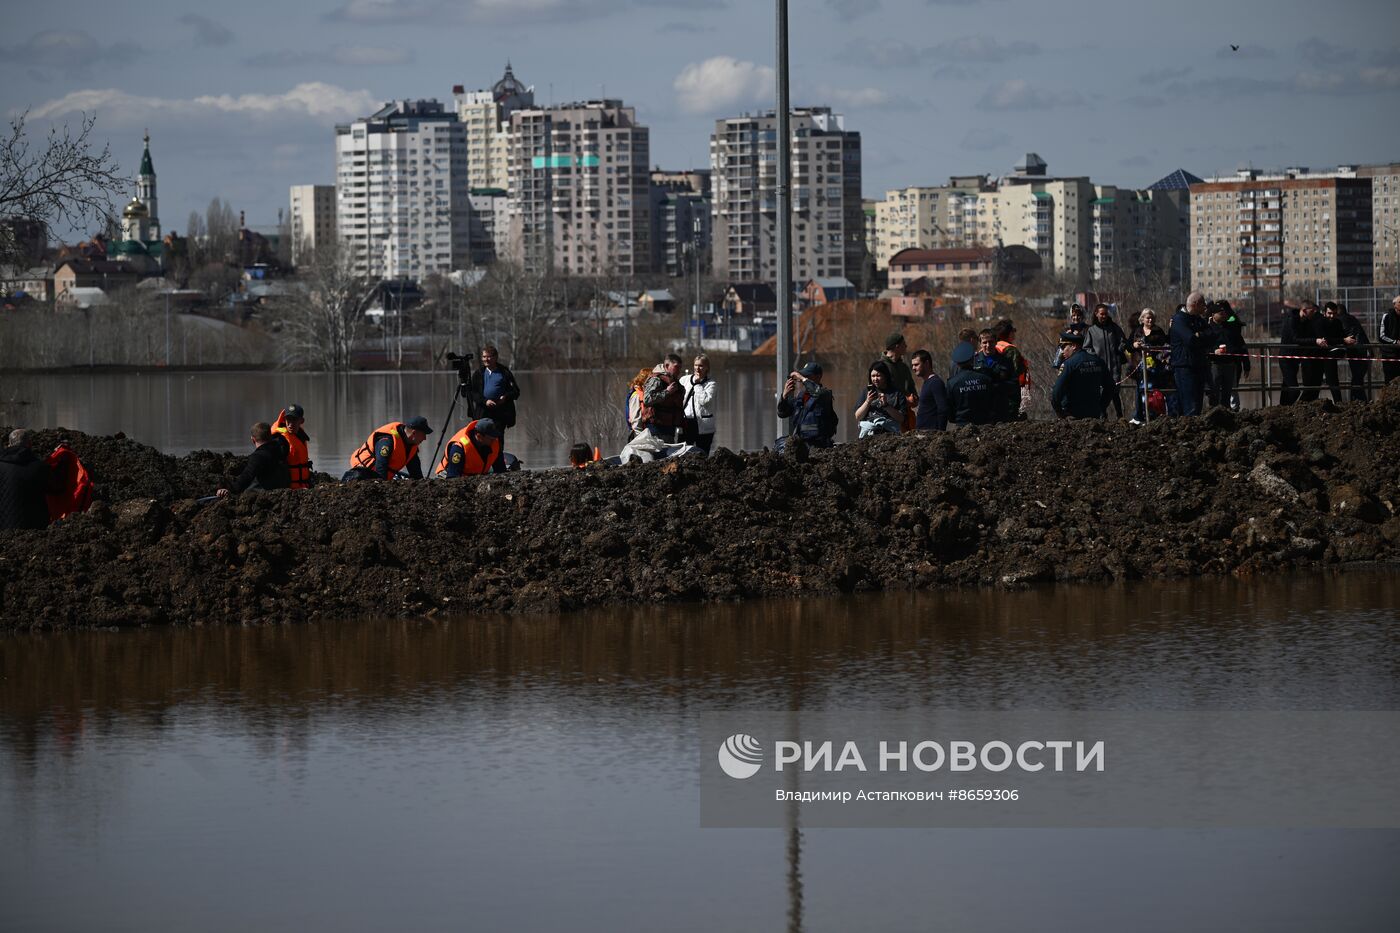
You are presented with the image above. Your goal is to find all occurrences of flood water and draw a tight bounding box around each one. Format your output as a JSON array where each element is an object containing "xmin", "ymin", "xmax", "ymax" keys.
[
  {"xmin": 1, "ymin": 366, "xmax": 858, "ymax": 470},
  {"xmin": 3, "ymin": 572, "xmax": 1399, "ymax": 931}
]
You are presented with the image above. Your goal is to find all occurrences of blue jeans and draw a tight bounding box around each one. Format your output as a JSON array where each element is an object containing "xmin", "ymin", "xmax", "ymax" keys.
[{"xmin": 1174, "ymin": 367, "xmax": 1204, "ymax": 416}]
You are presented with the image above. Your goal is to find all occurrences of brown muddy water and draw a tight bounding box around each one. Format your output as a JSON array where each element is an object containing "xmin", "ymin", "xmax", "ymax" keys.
[{"xmin": 2, "ymin": 573, "xmax": 1399, "ymax": 932}]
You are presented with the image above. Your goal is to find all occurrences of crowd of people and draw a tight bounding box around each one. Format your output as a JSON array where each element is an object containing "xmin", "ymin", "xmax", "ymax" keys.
[{"xmin": 4, "ymin": 295, "xmax": 1398, "ymax": 525}]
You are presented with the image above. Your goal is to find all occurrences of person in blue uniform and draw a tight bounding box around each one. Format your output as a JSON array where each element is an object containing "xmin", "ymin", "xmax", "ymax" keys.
[{"xmin": 1051, "ymin": 330, "xmax": 1115, "ymax": 419}]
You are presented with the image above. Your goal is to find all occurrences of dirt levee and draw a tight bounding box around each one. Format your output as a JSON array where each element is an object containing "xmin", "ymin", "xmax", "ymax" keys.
[{"xmin": 4, "ymin": 389, "xmax": 1400, "ymax": 630}]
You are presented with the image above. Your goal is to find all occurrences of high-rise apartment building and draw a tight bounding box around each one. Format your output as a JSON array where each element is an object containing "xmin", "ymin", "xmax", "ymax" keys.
[
  {"xmin": 453, "ymin": 63, "xmax": 534, "ymax": 193},
  {"xmin": 873, "ymin": 176, "xmax": 992, "ymax": 269},
  {"xmin": 649, "ymin": 169, "xmax": 711, "ymax": 277},
  {"xmin": 288, "ymin": 184, "xmax": 336, "ymax": 265},
  {"xmin": 334, "ymin": 100, "xmax": 471, "ymax": 281},
  {"xmin": 1190, "ymin": 167, "xmax": 1376, "ymax": 295},
  {"xmin": 1359, "ymin": 163, "xmax": 1400, "ymax": 288},
  {"xmin": 506, "ymin": 99, "xmax": 651, "ymax": 275},
  {"xmin": 709, "ymin": 107, "xmax": 863, "ymax": 283}
]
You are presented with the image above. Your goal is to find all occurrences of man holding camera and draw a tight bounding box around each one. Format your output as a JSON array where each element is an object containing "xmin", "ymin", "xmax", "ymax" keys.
[
  {"xmin": 777, "ymin": 361, "xmax": 837, "ymax": 449},
  {"xmin": 465, "ymin": 345, "xmax": 520, "ymax": 473}
]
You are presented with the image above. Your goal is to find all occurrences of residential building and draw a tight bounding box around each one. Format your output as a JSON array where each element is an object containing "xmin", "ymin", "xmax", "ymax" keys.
[
  {"xmin": 886, "ymin": 245, "xmax": 1041, "ymax": 293},
  {"xmin": 53, "ymin": 259, "xmax": 141, "ymax": 305},
  {"xmin": 709, "ymin": 106, "xmax": 863, "ymax": 284},
  {"xmin": 468, "ymin": 188, "xmax": 509, "ymax": 265},
  {"xmin": 453, "ymin": 63, "xmax": 534, "ymax": 193},
  {"xmin": 1190, "ymin": 166, "xmax": 1376, "ymax": 296},
  {"xmin": 1359, "ymin": 162, "xmax": 1400, "ymax": 288},
  {"xmin": 506, "ymin": 99, "xmax": 651, "ymax": 275},
  {"xmin": 334, "ymin": 99, "xmax": 472, "ymax": 281},
  {"xmin": 649, "ymin": 169, "xmax": 711, "ymax": 277},
  {"xmin": 288, "ymin": 184, "xmax": 336, "ymax": 265},
  {"xmin": 873, "ymin": 176, "xmax": 993, "ymax": 269},
  {"xmin": 721, "ymin": 282, "xmax": 777, "ymax": 317},
  {"xmin": 799, "ymin": 277, "xmax": 856, "ymax": 307}
]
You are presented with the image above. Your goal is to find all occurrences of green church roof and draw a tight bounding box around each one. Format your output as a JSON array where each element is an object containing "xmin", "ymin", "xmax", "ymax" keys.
[{"xmin": 139, "ymin": 133, "xmax": 154, "ymax": 176}]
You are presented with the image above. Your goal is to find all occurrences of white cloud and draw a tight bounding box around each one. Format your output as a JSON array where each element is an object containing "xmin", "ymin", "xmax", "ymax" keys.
[
  {"xmin": 1360, "ymin": 66, "xmax": 1400, "ymax": 88},
  {"xmin": 978, "ymin": 79, "xmax": 1082, "ymax": 111},
  {"xmin": 932, "ymin": 36, "xmax": 1039, "ymax": 62},
  {"xmin": 827, "ymin": 87, "xmax": 892, "ymax": 109},
  {"xmin": 673, "ymin": 57, "xmax": 774, "ymax": 114},
  {"xmin": 29, "ymin": 83, "xmax": 380, "ymax": 123}
]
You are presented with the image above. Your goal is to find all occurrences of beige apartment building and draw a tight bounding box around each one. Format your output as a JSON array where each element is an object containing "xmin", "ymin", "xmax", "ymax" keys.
[
  {"xmin": 873, "ymin": 176, "xmax": 991, "ymax": 269},
  {"xmin": 709, "ymin": 107, "xmax": 863, "ymax": 283},
  {"xmin": 452, "ymin": 64, "xmax": 534, "ymax": 193},
  {"xmin": 1191, "ymin": 167, "xmax": 1375, "ymax": 296},
  {"xmin": 288, "ymin": 184, "xmax": 336, "ymax": 265},
  {"xmin": 506, "ymin": 99, "xmax": 651, "ymax": 275},
  {"xmin": 1360, "ymin": 163, "xmax": 1400, "ymax": 289}
]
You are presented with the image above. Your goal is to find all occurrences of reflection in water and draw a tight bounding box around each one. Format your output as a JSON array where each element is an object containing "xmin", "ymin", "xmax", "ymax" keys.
[{"xmin": 2, "ymin": 573, "xmax": 1399, "ymax": 931}]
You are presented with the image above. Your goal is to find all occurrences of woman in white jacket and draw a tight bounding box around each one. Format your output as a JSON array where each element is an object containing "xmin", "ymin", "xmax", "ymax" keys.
[{"xmin": 680, "ymin": 354, "xmax": 717, "ymax": 454}]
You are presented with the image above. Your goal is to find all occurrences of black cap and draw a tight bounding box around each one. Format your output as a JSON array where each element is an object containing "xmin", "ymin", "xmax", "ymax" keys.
[
  {"xmin": 885, "ymin": 332, "xmax": 907, "ymax": 350},
  {"xmin": 798, "ymin": 361, "xmax": 823, "ymax": 378},
  {"xmin": 405, "ymin": 416, "xmax": 433, "ymax": 435},
  {"xmin": 472, "ymin": 418, "xmax": 502, "ymax": 438},
  {"xmin": 284, "ymin": 403, "xmax": 305, "ymax": 420},
  {"xmin": 951, "ymin": 342, "xmax": 976, "ymax": 365},
  {"xmin": 1059, "ymin": 329, "xmax": 1085, "ymax": 345}
]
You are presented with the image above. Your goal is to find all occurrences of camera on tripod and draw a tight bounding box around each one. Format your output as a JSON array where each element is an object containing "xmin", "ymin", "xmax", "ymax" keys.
[{"xmin": 445, "ymin": 352, "xmax": 473, "ymax": 395}]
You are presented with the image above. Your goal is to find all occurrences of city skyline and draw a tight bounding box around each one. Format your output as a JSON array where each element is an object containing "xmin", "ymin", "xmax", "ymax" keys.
[{"xmin": 3, "ymin": 0, "xmax": 1399, "ymax": 241}]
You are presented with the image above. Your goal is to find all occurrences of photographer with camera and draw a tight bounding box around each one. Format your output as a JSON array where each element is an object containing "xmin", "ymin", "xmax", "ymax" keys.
[
  {"xmin": 777, "ymin": 361, "xmax": 837, "ymax": 450},
  {"xmin": 464, "ymin": 345, "xmax": 520, "ymax": 473}
]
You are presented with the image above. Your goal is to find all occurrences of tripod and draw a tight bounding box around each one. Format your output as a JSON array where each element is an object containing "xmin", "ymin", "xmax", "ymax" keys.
[{"xmin": 429, "ymin": 355, "xmax": 473, "ymax": 474}]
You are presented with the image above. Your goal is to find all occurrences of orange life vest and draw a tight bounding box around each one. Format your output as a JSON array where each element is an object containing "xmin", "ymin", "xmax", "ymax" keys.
[
  {"xmin": 437, "ymin": 421, "xmax": 501, "ymax": 476},
  {"xmin": 350, "ymin": 422, "xmax": 417, "ymax": 476},
  {"xmin": 44, "ymin": 444, "xmax": 93, "ymax": 522},
  {"xmin": 272, "ymin": 410, "xmax": 312, "ymax": 489},
  {"xmin": 996, "ymin": 339, "xmax": 1030, "ymax": 386}
]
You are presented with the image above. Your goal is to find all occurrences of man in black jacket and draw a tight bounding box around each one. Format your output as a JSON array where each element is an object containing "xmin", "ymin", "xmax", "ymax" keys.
[
  {"xmin": 1337, "ymin": 303, "xmax": 1371, "ymax": 402},
  {"xmin": 466, "ymin": 345, "xmax": 521, "ymax": 474},
  {"xmin": 1381, "ymin": 295, "xmax": 1400, "ymax": 385},
  {"xmin": 1303, "ymin": 303, "xmax": 1346, "ymax": 403},
  {"xmin": 1206, "ymin": 300, "xmax": 1249, "ymax": 410},
  {"xmin": 1278, "ymin": 303, "xmax": 1304, "ymax": 405},
  {"xmin": 0, "ymin": 429, "xmax": 54, "ymax": 530},
  {"xmin": 217, "ymin": 422, "xmax": 290, "ymax": 497}
]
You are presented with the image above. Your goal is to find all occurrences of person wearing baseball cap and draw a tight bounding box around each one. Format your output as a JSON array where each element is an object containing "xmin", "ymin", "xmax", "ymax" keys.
[
  {"xmin": 947, "ymin": 342, "xmax": 998, "ymax": 427},
  {"xmin": 777, "ymin": 360, "xmax": 837, "ymax": 449},
  {"xmin": 437, "ymin": 417, "xmax": 503, "ymax": 477},
  {"xmin": 271, "ymin": 402, "xmax": 313, "ymax": 489},
  {"xmin": 344, "ymin": 416, "xmax": 431, "ymax": 481}
]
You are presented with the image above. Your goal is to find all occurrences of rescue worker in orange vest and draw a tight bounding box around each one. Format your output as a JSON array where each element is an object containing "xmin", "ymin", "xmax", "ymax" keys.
[
  {"xmin": 993, "ymin": 317, "xmax": 1031, "ymax": 421},
  {"xmin": 271, "ymin": 403, "xmax": 313, "ymax": 489},
  {"xmin": 437, "ymin": 418, "xmax": 503, "ymax": 477},
  {"xmin": 344, "ymin": 416, "xmax": 432, "ymax": 481}
]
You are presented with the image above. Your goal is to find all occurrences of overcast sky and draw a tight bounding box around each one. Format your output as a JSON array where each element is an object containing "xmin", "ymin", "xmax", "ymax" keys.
[{"xmin": 4, "ymin": 0, "xmax": 1398, "ymax": 240}]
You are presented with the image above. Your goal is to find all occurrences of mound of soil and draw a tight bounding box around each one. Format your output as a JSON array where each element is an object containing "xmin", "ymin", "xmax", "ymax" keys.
[{"xmin": 4, "ymin": 388, "xmax": 1400, "ymax": 630}]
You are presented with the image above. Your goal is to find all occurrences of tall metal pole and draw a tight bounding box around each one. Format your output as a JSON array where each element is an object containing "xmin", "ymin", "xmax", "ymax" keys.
[{"xmin": 774, "ymin": 0, "xmax": 794, "ymax": 437}]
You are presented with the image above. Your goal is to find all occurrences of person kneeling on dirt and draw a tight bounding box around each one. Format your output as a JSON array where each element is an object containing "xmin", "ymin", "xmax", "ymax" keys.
[
  {"xmin": 218, "ymin": 422, "xmax": 291, "ymax": 497},
  {"xmin": 438, "ymin": 418, "xmax": 503, "ymax": 477},
  {"xmin": 0, "ymin": 428, "xmax": 57, "ymax": 530},
  {"xmin": 344, "ymin": 417, "xmax": 431, "ymax": 481},
  {"xmin": 777, "ymin": 361, "xmax": 837, "ymax": 449}
]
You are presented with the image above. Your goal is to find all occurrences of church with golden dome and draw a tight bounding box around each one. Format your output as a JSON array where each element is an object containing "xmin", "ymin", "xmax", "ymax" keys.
[{"xmin": 109, "ymin": 133, "xmax": 163, "ymax": 268}]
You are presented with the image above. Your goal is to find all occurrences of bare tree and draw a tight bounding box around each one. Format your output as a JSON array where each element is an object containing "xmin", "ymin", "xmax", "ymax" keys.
[
  {"xmin": 0, "ymin": 110, "xmax": 125, "ymax": 264},
  {"xmin": 273, "ymin": 243, "xmax": 371, "ymax": 372}
]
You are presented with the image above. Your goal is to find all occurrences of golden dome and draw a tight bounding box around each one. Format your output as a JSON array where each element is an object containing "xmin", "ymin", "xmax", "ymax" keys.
[{"xmin": 122, "ymin": 198, "xmax": 149, "ymax": 218}]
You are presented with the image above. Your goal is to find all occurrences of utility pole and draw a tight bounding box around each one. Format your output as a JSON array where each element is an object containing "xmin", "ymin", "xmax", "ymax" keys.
[{"xmin": 774, "ymin": 0, "xmax": 794, "ymax": 437}]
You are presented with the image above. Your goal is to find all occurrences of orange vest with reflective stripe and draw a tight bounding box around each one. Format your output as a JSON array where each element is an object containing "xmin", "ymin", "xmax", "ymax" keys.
[
  {"xmin": 437, "ymin": 421, "xmax": 501, "ymax": 476},
  {"xmin": 272, "ymin": 412, "xmax": 311, "ymax": 489},
  {"xmin": 350, "ymin": 422, "xmax": 417, "ymax": 476},
  {"xmin": 996, "ymin": 340, "xmax": 1030, "ymax": 386}
]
